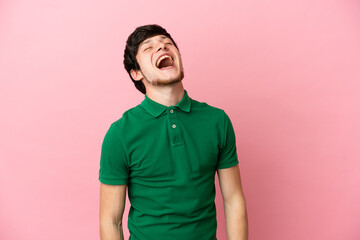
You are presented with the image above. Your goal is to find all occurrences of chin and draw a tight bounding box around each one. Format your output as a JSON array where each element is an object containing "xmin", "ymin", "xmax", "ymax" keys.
[
  {"xmin": 154, "ymin": 78, "xmax": 181, "ymax": 86},
  {"xmin": 149, "ymin": 71, "xmax": 184, "ymax": 86}
]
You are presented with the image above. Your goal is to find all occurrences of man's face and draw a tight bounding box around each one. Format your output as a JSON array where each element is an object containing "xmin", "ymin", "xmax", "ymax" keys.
[{"xmin": 131, "ymin": 35, "xmax": 184, "ymax": 87}]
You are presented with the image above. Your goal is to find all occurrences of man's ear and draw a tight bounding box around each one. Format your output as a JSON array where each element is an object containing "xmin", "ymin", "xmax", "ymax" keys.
[{"xmin": 130, "ymin": 69, "xmax": 143, "ymax": 81}]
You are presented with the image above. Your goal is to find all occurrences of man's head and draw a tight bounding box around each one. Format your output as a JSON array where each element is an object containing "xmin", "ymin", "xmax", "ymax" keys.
[{"xmin": 124, "ymin": 24, "xmax": 184, "ymax": 94}]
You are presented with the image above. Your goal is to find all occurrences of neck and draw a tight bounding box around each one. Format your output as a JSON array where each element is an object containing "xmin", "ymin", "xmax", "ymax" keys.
[{"xmin": 145, "ymin": 82, "xmax": 185, "ymax": 107}]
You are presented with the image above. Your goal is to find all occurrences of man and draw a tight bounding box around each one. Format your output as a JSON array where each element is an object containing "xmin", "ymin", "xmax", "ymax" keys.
[{"xmin": 99, "ymin": 24, "xmax": 248, "ymax": 240}]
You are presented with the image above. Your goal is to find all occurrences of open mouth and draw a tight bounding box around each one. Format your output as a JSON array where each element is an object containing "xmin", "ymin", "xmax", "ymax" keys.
[{"xmin": 156, "ymin": 54, "xmax": 174, "ymax": 69}]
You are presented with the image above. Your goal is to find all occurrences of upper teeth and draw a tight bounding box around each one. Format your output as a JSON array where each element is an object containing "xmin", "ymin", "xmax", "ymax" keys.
[{"xmin": 156, "ymin": 55, "xmax": 173, "ymax": 67}]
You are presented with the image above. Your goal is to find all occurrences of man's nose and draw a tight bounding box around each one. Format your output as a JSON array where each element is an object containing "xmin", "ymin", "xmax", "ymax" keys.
[{"xmin": 157, "ymin": 43, "xmax": 167, "ymax": 51}]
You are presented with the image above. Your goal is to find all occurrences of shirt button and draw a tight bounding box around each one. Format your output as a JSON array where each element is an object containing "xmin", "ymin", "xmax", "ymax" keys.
[
  {"xmin": 172, "ymin": 124, "xmax": 176, "ymax": 128},
  {"xmin": 170, "ymin": 109, "xmax": 174, "ymax": 113}
]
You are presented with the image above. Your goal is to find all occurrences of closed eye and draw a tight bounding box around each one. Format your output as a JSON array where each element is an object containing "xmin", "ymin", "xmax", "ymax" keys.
[{"xmin": 144, "ymin": 46, "xmax": 152, "ymax": 51}]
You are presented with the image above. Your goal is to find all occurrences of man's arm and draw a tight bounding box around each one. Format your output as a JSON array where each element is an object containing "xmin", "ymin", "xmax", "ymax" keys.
[
  {"xmin": 99, "ymin": 183, "xmax": 127, "ymax": 240},
  {"xmin": 218, "ymin": 165, "xmax": 248, "ymax": 240}
]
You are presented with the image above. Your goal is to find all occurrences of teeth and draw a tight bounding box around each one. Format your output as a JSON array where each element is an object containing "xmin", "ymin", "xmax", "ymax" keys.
[{"xmin": 156, "ymin": 55, "xmax": 173, "ymax": 68}]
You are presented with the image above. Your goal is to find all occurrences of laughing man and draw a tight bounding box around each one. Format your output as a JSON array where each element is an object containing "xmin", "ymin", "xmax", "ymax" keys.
[{"xmin": 99, "ymin": 24, "xmax": 248, "ymax": 240}]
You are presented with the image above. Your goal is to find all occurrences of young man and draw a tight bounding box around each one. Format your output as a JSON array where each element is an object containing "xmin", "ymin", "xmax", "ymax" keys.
[{"xmin": 99, "ymin": 24, "xmax": 248, "ymax": 240}]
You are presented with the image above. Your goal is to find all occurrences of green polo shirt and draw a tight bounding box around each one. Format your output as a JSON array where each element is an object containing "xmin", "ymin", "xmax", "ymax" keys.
[{"xmin": 99, "ymin": 90, "xmax": 238, "ymax": 240}]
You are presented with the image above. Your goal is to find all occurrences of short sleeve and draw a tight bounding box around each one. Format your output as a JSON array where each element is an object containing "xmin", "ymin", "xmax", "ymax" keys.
[
  {"xmin": 99, "ymin": 122, "xmax": 129, "ymax": 185},
  {"xmin": 217, "ymin": 111, "xmax": 239, "ymax": 169}
]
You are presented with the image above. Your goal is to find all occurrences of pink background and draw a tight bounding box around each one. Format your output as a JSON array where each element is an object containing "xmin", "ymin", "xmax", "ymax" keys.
[{"xmin": 1, "ymin": 0, "xmax": 360, "ymax": 239}]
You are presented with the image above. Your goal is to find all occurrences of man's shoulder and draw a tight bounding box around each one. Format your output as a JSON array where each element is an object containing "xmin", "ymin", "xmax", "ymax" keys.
[
  {"xmin": 190, "ymin": 98, "xmax": 226, "ymax": 116},
  {"xmin": 109, "ymin": 103, "xmax": 144, "ymax": 128}
]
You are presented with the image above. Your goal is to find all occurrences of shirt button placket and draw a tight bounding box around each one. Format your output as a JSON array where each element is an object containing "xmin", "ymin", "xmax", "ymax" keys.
[
  {"xmin": 169, "ymin": 108, "xmax": 176, "ymax": 130},
  {"xmin": 168, "ymin": 108, "xmax": 183, "ymax": 146}
]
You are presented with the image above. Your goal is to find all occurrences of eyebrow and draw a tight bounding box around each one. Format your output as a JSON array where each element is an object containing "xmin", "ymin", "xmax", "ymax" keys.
[{"xmin": 140, "ymin": 36, "xmax": 168, "ymax": 47}]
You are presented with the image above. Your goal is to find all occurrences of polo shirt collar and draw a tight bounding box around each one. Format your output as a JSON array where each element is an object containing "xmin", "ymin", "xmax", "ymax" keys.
[{"xmin": 141, "ymin": 90, "xmax": 192, "ymax": 117}]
